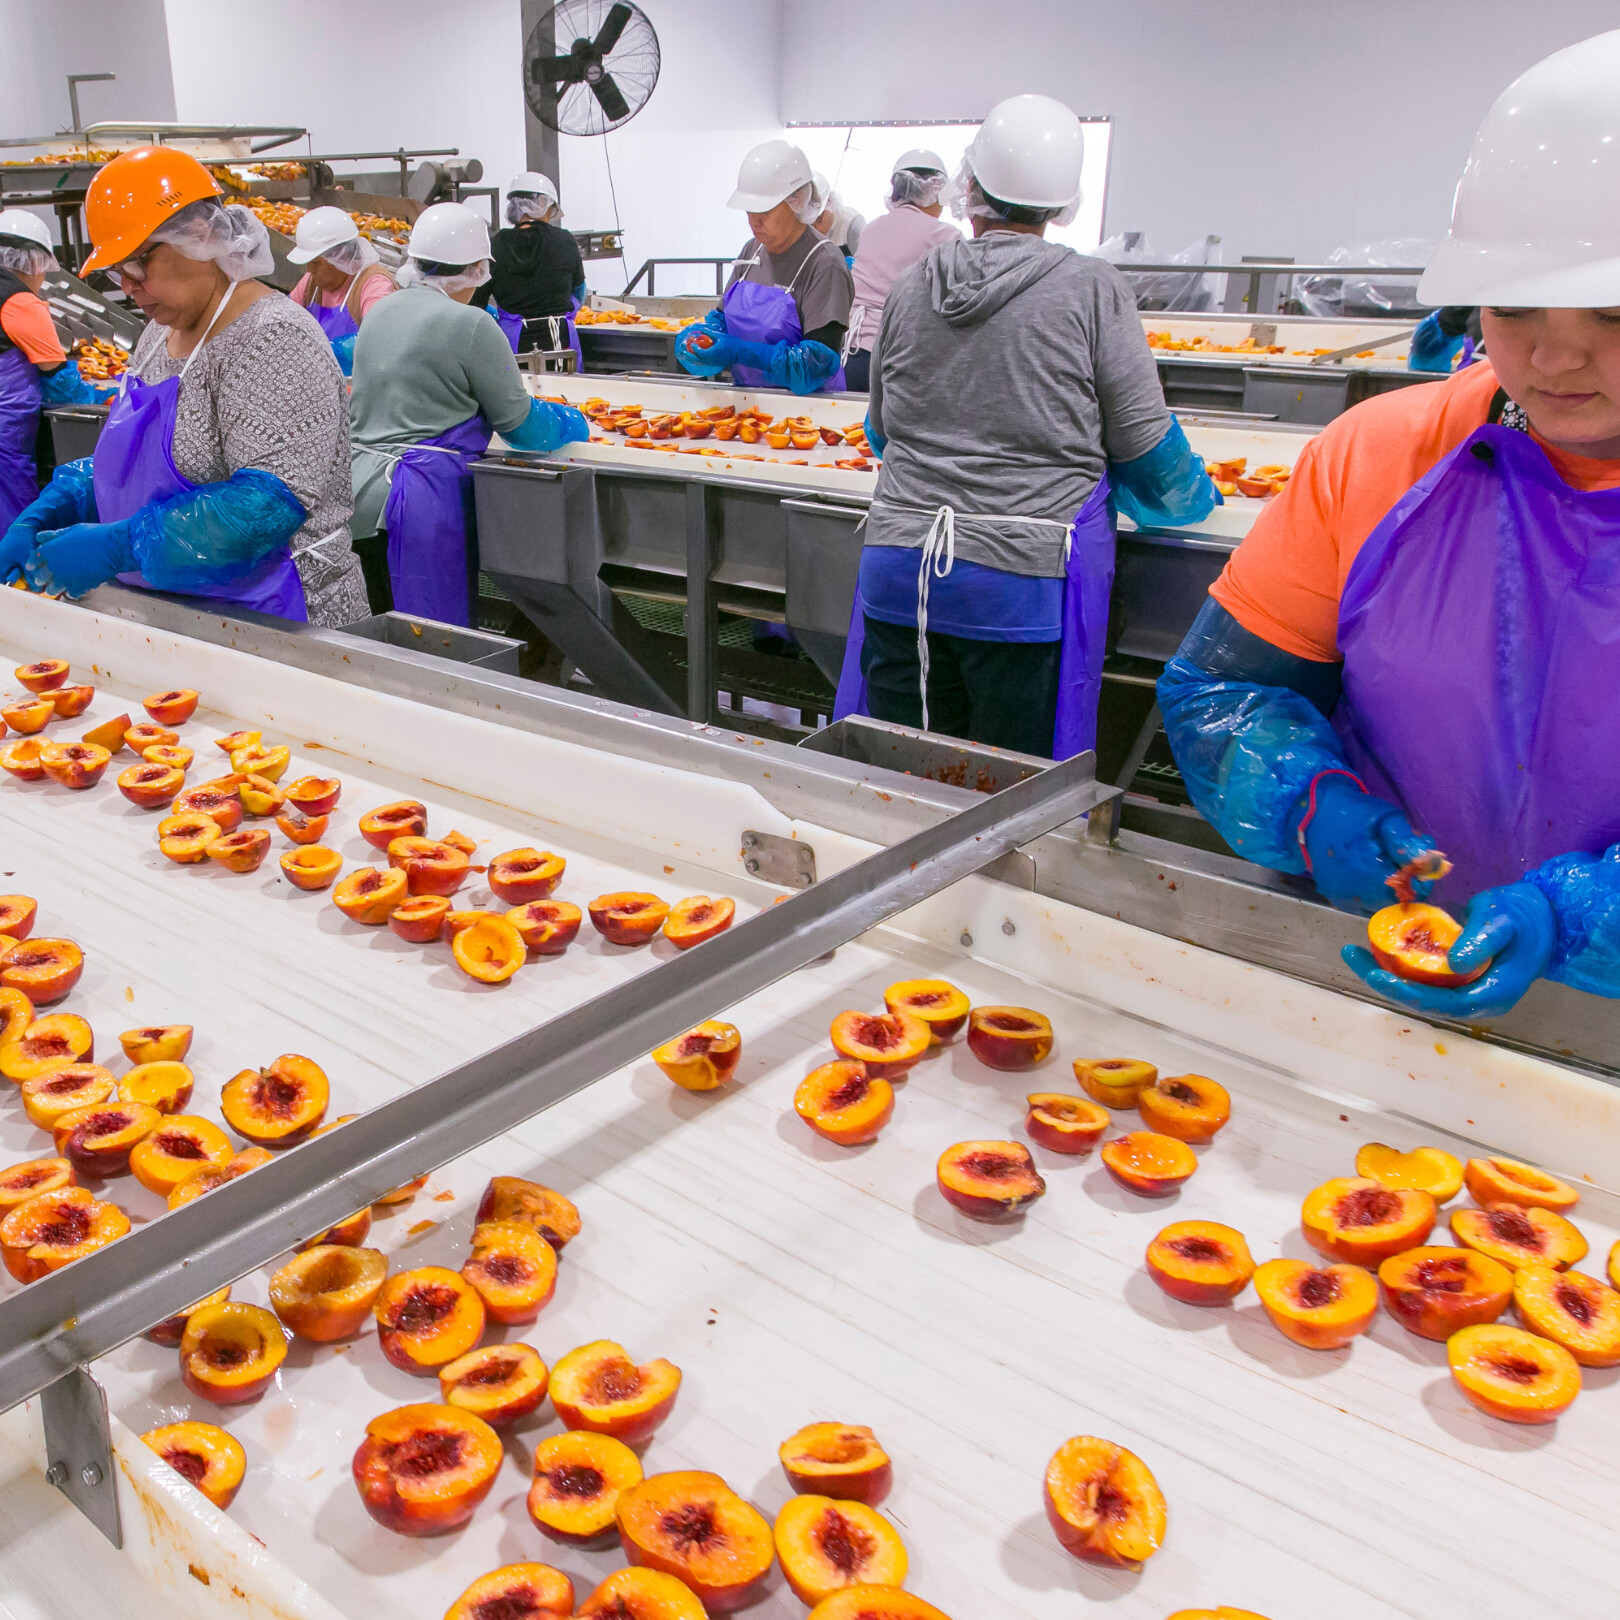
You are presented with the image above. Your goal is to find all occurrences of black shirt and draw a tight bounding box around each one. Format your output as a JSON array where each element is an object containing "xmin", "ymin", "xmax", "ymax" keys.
[{"xmin": 474, "ymin": 222, "xmax": 585, "ymax": 319}]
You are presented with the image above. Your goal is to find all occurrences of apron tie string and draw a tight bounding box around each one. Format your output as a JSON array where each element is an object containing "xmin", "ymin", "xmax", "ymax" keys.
[{"xmin": 915, "ymin": 504, "xmax": 957, "ymax": 733}]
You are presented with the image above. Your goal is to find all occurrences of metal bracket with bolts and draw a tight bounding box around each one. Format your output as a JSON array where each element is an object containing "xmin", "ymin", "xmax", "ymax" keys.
[
  {"xmin": 740, "ymin": 830, "xmax": 816, "ymax": 889},
  {"xmin": 40, "ymin": 1365, "xmax": 121, "ymax": 1546}
]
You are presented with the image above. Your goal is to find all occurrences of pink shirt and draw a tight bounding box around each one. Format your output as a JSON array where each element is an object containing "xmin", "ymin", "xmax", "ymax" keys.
[
  {"xmin": 289, "ymin": 267, "xmax": 395, "ymax": 322},
  {"xmin": 847, "ymin": 203, "xmax": 962, "ymax": 353}
]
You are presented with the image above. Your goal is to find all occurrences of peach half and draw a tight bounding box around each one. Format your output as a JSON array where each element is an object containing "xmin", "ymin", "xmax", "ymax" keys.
[
  {"xmin": 1355, "ymin": 1142, "xmax": 1464, "ymax": 1204},
  {"xmin": 1044, "ymin": 1436, "xmax": 1165, "ymax": 1568},
  {"xmin": 143, "ymin": 688, "xmax": 198, "ymax": 726},
  {"xmin": 0, "ymin": 1185, "xmax": 128, "ymax": 1281},
  {"xmin": 2, "ymin": 1012, "xmax": 93, "ymax": 1082},
  {"xmin": 1138, "ymin": 1074, "xmax": 1231, "ymax": 1142},
  {"xmin": 120, "ymin": 1024, "xmax": 192, "ymax": 1064},
  {"xmin": 144, "ymin": 1286, "xmax": 231, "ymax": 1348},
  {"xmin": 53, "ymin": 1100, "xmax": 161, "ymax": 1177},
  {"xmin": 529, "ymin": 1430, "xmax": 643, "ymax": 1545},
  {"xmin": 130, "ymin": 1116, "xmax": 233, "ymax": 1196},
  {"xmin": 440, "ymin": 1342, "xmax": 549, "ymax": 1426},
  {"xmin": 174, "ymin": 785, "xmax": 242, "ymax": 833},
  {"xmin": 662, "ymin": 895, "xmax": 735, "ymax": 949},
  {"xmin": 652, "ymin": 1021, "xmax": 741, "ymax": 1091},
  {"xmin": 1378, "ymin": 1246, "xmax": 1513, "ymax": 1340},
  {"xmin": 50, "ymin": 684, "xmax": 94, "ymax": 718},
  {"xmin": 883, "ymin": 979, "xmax": 969, "ymax": 1044},
  {"xmin": 776, "ymin": 1494, "xmax": 907, "ymax": 1606},
  {"xmin": 269, "ymin": 1244, "xmax": 388, "ymax": 1341},
  {"xmin": 235, "ymin": 773, "xmax": 283, "ymax": 816},
  {"xmin": 207, "ymin": 827, "xmax": 271, "ymax": 873},
  {"xmin": 82, "ymin": 713, "xmax": 131, "ymax": 753},
  {"xmin": 1513, "ymin": 1265, "xmax": 1620, "ymax": 1367},
  {"xmin": 124, "ymin": 723, "xmax": 179, "ymax": 754},
  {"xmin": 1146, "ymin": 1220, "xmax": 1255, "ymax": 1305},
  {"xmin": 0, "ymin": 984, "xmax": 30, "ymax": 1046},
  {"xmin": 221, "ymin": 1054, "xmax": 330, "ymax": 1147},
  {"xmin": 937, "ymin": 1140, "xmax": 1046, "ymax": 1220},
  {"xmin": 1074, "ymin": 1058, "xmax": 1158, "ymax": 1108},
  {"xmin": 374, "ymin": 1265, "xmax": 487, "ymax": 1373},
  {"xmin": 0, "ymin": 1156, "xmax": 74, "ymax": 1213},
  {"xmin": 352, "ymin": 1403, "xmax": 503, "ymax": 1535},
  {"xmin": 0, "ymin": 737, "xmax": 47, "ymax": 779},
  {"xmin": 21, "ymin": 1063, "xmax": 115, "ymax": 1130},
  {"xmin": 119, "ymin": 1059, "xmax": 194, "ymax": 1114},
  {"xmin": 508, "ymin": 900, "xmax": 582, "ymax": 954},
  {"xmin": 462, "ymin": 1219, "xmax": 558, "ymax": 1323},
  {"xmin": 215, "ymin": 729, "xmax": 259, "ymax": 754},
  {"xmin": 489, "ymin": 848, "xmax": 566, "ymax": 904},
  {"xmin": 168, "ymin": 1147, "xmax": 273, "ymax": 1208},
  {"xmin": 1100, "ymin": 1131, "xmax": 1197, "ymax": 1197},
  {"xmin": 589, "ymin": 891, "xmax": 670, "ymax": 946},
  {"xmin": 1253, "ymin": 1258, "xmax": 1378, "ymax": 1349},
  {"xmin": 966, "ymin": 1006, "xmax": 1054, "ymax": 1071},
  {"xmin": 140, "ymin": 1420, "xmax": 246, "ymax": 1511},
  {"xmin": 284, "ymin": 774, "xmax": 340, "ymax": 816},
  {"xmin": 276, "ymin": 809, "xmax": 327, "ymax": 844},
  {"xmin": 795, "ymin": 1061, "xmax": 893, "ymax": 1146},
  {"xmin": 388, "ymin": 894, "xmax": 450, "ymax": 942},
  {"xmin": 143, "ymin": 743, "xmax": 194, "ymax": 772},
  {"xmin": 359, "ymin": 799, "xmax": 427, "ymax": 849},
  {"xmin": 1025, "ymin": 1093, "xmax": 1109, "ymax": 1154},
  {"xmin": 118, "ymin": 761, "xmax": 185, "ymax": 808},
  {"xmin": 617, "ymin": 1470, "xmax": 775, "ymax": 1612},
  {"xmin": 0, "ymin": 938, "xmax": 83, "ymax": 1003},
  {"xmin": 445, "ymin": 1565, "xmax": 574, "ymax": 1620},
  {"xmin": 1464, "ymin": 1156, "xmax": 1579, "ymax": 1213},
  {"xmin": 387, "ymin": 836, "xmax": 469, "ymax": 897},
  {"xmin": 830, "ymin": 1010, "xmax": 930, "ymax": 1080},
  {"xmin": 1448, "ymin": 1322, "xmax": 1580, "ymax": 1423},
  {"xmin": 280, "ymin": 845, "xmax": 342, "ymax": 890},
  {"xmin": 477, "ymin": 1176, "xmax": 581, "ymax": 1249},
  {"xmin": 552, "ymin": 1340, "xmax": 681, "ymax": 1442},
  {"xmin": 577, "ymin": 1569, "xmax": 708, "ymax": 1620},
  {"xmin": 40, "ymin": 741, "xmax": 110, "ymax": 790},
  {"xmin": 1367, "ymin": 902, "xmax": 1484, "ymax": 986},
  {"xmin": 0, "ymin": 895, "xmax": 36, "ymax": 940},
  {"xmin": 14, "ymin": 659, "xmax": 68, "ymax": 693},
  {"xmin": 181, "ymin": 1301, "xmax": 288, "ymax": 1404},
  {"xmin": 804, "ymin": 1595, "xmax": 952, "ymax": 1620},
  {"xmin": 452, "ymin": 914, "xmax": 527, "ymax": 983},
  {"xmin": 1301, "ymin": 1178, "xmax": 1436, "ymax": 1266},
  {"xmin": 158, "ymin": 812, "xmax": 221, "ymax": 863},
  {"xmin": 1, "ymin": 696, "xmax": 54, "ymax": 734},
  {"xmin": 230, "ymin": 743, "xmax": 289, "ymax": 782},
  {"xmin": 779, "ymin": 1423, "xmax": 891, "ymax": 1505},
  {"xmin": 334, "ymin": 866, "xmax": 409, "ymax": 925}
]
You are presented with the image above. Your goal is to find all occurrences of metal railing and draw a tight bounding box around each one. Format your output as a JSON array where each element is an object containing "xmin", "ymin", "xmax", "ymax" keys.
[
  {"xmin": 621, "ymin": 257, "xmax": 735, "ymax": 297},
  {"xmin": 1114, "ymin": 261, "xmax": 1428, "ymax": 316}
]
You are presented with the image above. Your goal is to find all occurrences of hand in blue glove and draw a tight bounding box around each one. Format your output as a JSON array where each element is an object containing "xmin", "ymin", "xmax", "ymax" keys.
[
  {"xmin": 1295, "ymin": 770, "xmax": 1440, "ymax": 915},
  {"xmin": 1343, "ymin": 881, "xmax": 1556, "ymax": 1020},
  {"xmin": 1408, "ymin": 311, "xmax": 1468, "ymax": 374},
  {"xmin": 675, "ymin": 323, "xmax": 730, "ymax": 378},
  {"xmin": 24, "ymin": 520, "xmax": 136, "ymax": 598},
  {"xmin": 0, "ymin": 522, "xmax": 40, "ymax": 583}
]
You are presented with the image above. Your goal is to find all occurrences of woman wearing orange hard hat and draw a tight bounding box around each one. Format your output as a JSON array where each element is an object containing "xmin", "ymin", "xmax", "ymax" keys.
[{"xmin": 0, "ymin": 145, "xmax": 365, "ymax": 624}]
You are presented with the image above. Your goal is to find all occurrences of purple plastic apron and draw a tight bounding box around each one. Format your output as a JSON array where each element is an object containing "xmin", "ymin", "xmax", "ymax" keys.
[
  {"xmin": 100, "ymin": 286, "xmax": 308, "ymax": 620},
  {"xmin": 0, "ymin": 347, "xmax": 41, "ymax": 531},
  {"xmin": 1334, "ymin": 422, "xmax": 1620, "ymax": 907},
  {"xmin": 308, "ymin": 291, "xmax": 360, "ymax": 345},
  {"xmin": 382, "ymin": 414, "xmax": 493, "ymax": 627},
  {"xmin": 833, "ymin": 478, "xmax": 1114, "ymax": 758},
  {"xmin": 724, "ymin": 238, "xmax": 846, "ymax": 393},
  {"xmin": 491, "ymin": 302, "xmax": 584, "ymax": 372},
  {"xmin": 489, "ymin": 303, "xmax": 525, "ymax": 352}
]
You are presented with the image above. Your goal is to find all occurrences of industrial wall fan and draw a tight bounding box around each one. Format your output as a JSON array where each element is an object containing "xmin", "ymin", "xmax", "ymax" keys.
[{"xmin": 525, "ymin": 0, "xmax": 661, "ymax": 136}]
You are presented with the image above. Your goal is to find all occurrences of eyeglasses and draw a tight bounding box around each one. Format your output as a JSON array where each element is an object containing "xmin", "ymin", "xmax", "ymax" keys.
[{"xmin": 109, "ymin": 242, "xmax": 161, "ymax": 286}]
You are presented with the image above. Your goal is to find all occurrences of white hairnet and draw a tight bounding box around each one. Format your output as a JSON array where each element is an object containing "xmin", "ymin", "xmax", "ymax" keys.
[
  {"xmin": 319, "ymin": 234, "xmax": 379, "ymax": 277},
  {"xmin": 505, "ymin": 193, "xmax": 561, "ymax": 227},
  {"xmin": 0, "ymin": 240, "xmax": 55, "ymax": 277},
  {"xmin": 395, "ymin": 255, "xmax": 492, "ymax": 296},
  {"xmin": 945, "ymin": 158, "xmax": 1079, "ymax": 230},
  {"xmin": 890, "ymin": 166, "xmax": 948, "ymax": 209},
  {"xmin": 785, "ymin": 180, "xmax": 821, "ymax": 226},
  {"xmin": 158, "ymin": 199, "xmax": 276, "ymax": 281}
]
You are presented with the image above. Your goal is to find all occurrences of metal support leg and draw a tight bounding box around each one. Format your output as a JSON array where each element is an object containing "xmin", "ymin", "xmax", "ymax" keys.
[
  {"xmin": 41, "ymin": 1366, "xmax": 121, "ymax": 1546},
  {"xmin": 1114, "ymin": 702, "xmax": 1162, "ymax": 791},
  {"xmin": 685, "ymin": 482, "xmax": 718, "ymax": 724}
]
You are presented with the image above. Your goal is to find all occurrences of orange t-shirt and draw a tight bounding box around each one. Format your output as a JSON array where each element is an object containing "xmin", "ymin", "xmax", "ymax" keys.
[
  {"xmin": 0, "ymin": 290, "xmax": 65, "ymax": 368},
  {"xmin": 1210, "ymin": 361, "xmax": 1620, "ymax": 661}
]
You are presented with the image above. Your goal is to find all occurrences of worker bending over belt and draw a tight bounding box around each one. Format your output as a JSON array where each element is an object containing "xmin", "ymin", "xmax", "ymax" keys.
[
  {"xmin": 475, "ymin": 173, "xmax": 586, "ymax": 370},
  {"xmin": 286, "ymin": 206, "xmax": 396, "ymax": 375},
  {"xmin": 1158, "ymin": 30, "xmax": 1620, "ymax": 1021},
  {"xmin": 843, "ymin": 150, "xmax": 961, "ymax": 392},
  {"xmin": 676, "ymin": 139, "xmax": 853, "ymax": 395},
  {"xmin": 1, "ymin": 148, "xmax": 364, "ymax": 625},
  {"xmin": 0, "ymin": 209, "xmax": 116, "ymax": 534},
  {"xmin": 349, "ymin": 202, "xmax": 587, "ymax": 625},
  {"xmin": 837, "ymin": 94, "xmax": 1217, "ymax": 758}
]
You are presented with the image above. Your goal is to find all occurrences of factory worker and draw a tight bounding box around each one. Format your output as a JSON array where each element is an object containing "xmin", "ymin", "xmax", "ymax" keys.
[
  {"xmin": 843, "ymin": 150, "xmax": 961, "ymax": 391},
  {"xmin": 834, "ymin": 95, "xmax": 1217, "ymax": 759},
  {"xmin": 2, "ymin": 147, "xmax": 366, "ymax": 625},
  {"xmin": 286, "ymin": 206, "xmax": 396, "ymax": 375},
  {"xmin": 0, "ymin": 209, "xmax": 117, "ymax": 536},
  {"xmin": 674, "ymin": 140, "xmax": 853, "ymax": 395},
  {"xmin": 475, "ymin": 173, "xmax": 587, "ymax": 369},
  {"xmin": 809, "ymin": 171, "xmax": 865, "ymax": 259},
  {"xmin": 349, "ymin": 201, "xmax": 587, "ymax": 624},
  {"xmin": 1157, "ymin": 30, "xmax": 1620, "ymax": 1022}
]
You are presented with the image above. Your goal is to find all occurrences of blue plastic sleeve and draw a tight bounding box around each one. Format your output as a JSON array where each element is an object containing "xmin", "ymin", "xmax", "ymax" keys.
[
  {"xmin": 1157, "ymin": 651, "xmax": 1354, "ymax": 869},
  {"xmin": 1526, "ymin": 846, "xmax": 1620, "ymax": 996},
  {"xmin": 573, "ymin": 281, "xmax": 588, "ymax": 305},
  {"xmin": 17, "ymin": 457, "xmax": 99, "ymax": 532},
  {"xmin": 330, "ymin": 333, "xmax": 356, "ymax": 376},
  {"xmin": 863, "ymin": 412, "xmax": 887, "ymax": 457},
  {"xmin": 127, "ymin": 468, "xmax": 305, "ymax": 592},
  {"xmin": 503, "ymin": 397, "xmax": 589, "ymax": 452},
  {"xmin": 38, "ymin": 361, "xmax": 113, "ymax": 407},
  {"xmin": 1109, "ymin": 418, "xmax": 1220, "ymax": 528}
]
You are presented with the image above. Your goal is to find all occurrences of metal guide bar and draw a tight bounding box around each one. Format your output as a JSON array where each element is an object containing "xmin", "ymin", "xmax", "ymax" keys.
[{"xmin": 0, "ymin": 753, "xmax": 1111, "ymax": 1414}]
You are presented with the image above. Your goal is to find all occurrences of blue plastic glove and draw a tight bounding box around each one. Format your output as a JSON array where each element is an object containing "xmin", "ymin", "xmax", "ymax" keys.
[
  {"xmin": 503, "ymin": 397, "xmax": 590, "ymax": 453},
  {"xmin": 1296, "ymin": 771, "xmax": 1440, "ymax": 915},
  {"xmin": 675, "ymin": 314, "xmax": 729, "ymax": 378},
  {"xmin": 0, "ymin": 458, "xmax": 99, "ymax": 580},
  {"xmin": 1344, "ymin": 881, "xmax": 1557, "ymax": 1019},
  {"xmin": 330, "ymin": 333, "xmax": 357, "ymax": 376},
  {"xmin": 1109, "ymin": 418, "xmax": 1220, "ymax": 529},
  {"xmin": 38, "ymin": 360, "xmax": 117, "ymax": 407},
  {"xmin": 128, "ymin": 469, "xmax": 304, "ymax": 593},
  {"xmin": 25, "ymin": 519, "xmax": 136, "ymax": 597},
  {"xmin": 863, "ymin": 411, "xmax": 887, "ymax": 458},
  {"xmin": 1408, "ymin": 311, "xmax": 1468, "ymax": 374}
]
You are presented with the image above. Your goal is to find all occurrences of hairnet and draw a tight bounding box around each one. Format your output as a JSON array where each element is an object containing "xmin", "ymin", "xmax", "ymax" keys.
[
  {"xmin": 786, "ymin": 179, "xmax": 821, "ymax": 226},
  {"xmin": 0, "ymin": 238, "xmax": 55, "ymax": 277},
  {"xmin": 395, "ymin": 255, "xmax": 492, "ymax": 296},
  {"xmin": 318, "ymin": 233, "xmax": 379, "ymax": 277},
  {"xmin": 890, "ymin": 166, "xmax": 948, "ymax": 208},
  {"xmin": 945, "ymin": 159, "xmax": 1078, "ymax": 230},
  {"xmin": 156, "ymin": 199, "xmax": 276, "ymax": 281},
  {"xmin": 505, "ymin": 192, "xmax": 561, "ymax": 227}
]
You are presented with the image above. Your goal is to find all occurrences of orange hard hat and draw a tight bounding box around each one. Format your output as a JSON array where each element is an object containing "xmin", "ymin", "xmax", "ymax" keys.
[{"xmin": 81, "ymin": 146, "xmax": 220, "ymax": 273}]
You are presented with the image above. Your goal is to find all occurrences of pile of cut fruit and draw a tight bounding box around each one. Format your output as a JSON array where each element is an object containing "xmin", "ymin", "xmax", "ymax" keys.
[
  {"xmin": 224, "ymin": 195, "xmax": 306, "ymax": 236},
  {"xmin": 572, "ymin": 398, "xmax": 874, "ymax": 469},
  {"xmin": 1204, "ymin": 455, "xmax": 1292, "ymax": 499},
  {"xmin": 69, "ymin": 337, "xmax": 128, "ymax": 381},
  {"xmin": 575, "ymin": 308, "xmax": 701, "ymax": 330}
]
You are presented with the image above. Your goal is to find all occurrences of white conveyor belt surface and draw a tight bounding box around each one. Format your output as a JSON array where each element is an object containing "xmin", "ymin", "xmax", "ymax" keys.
[{"xmin": 0, "ymin": 592, "xmax": 1617, "ymax": 1620}]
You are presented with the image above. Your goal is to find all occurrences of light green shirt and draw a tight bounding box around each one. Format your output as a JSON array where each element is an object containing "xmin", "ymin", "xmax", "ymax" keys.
[{"xmin": 348, "ymin": 286, "xmax": 532, "ymax": 537}]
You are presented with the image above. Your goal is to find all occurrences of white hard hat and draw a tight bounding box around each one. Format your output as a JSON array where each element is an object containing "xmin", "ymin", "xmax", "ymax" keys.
[
  {"xmin": 1419, "ymin": 30, "xmax": 1620, "ymax": 307},
  {"xmin": 0, "ymin": 208, "xmax": 53, "ymax": 252},
  {"xmin": 728, "ymin": 139, "xmax": 813, "ymax": 212},
  {"xmin": 508, "ymin": 171, "xmax": 559, "ymax": 204},
  {"xmin": 965, "ymin": 93, "xmax": 1084, "ymax": 210},
  {"xmin": 407, "ymin": 201, "xmax": 491, "ymax": 267},
  {"xmin": 285, "ymin": 204, "xmax": 361, "ymax": 265},
  {"xmin": 893, "ymin": 147, "xmax": 947, "ymax": 179}
]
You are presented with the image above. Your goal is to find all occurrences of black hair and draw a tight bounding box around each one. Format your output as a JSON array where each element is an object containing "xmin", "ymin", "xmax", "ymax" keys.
[{"xmin": 973, "ymin": 178, "xmax": 1060, "ymax": 227}]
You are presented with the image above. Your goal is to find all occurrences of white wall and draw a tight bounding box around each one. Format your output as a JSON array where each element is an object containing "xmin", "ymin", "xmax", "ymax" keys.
[{"xmin": 780, "ymin": 0, "xmax": 1620, "ymax": 263}]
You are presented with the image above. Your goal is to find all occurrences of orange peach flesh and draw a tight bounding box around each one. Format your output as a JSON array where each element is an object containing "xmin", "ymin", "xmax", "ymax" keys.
[
  {"xmin": 882, "ymin": 978, "xmax": 969, "ymax": 1043},
  {"xmin": 1367, "ymin": 902, "xmax": 1484, "ymax": 987},
  {"xmin": 615, "ymin": 1470, "xmax": 775, "ymax": 1612},
  {"xmin": 779, "ymin": 1423, "xmax": 893, "ymax": 1504},
  {"xmin": 444, "ymin": 1565, "xmax": 575, "ymax": 1620},
  {"xmin": 351, "ymin": 1403, "xmax": 503, "ymax": 1535},
  {"xmin": 1378, "ymin": 1247, "xmax": 1514, "ymax": 1340},
  {"xmin": 140, "ymin": 1421, "xmax": 246, "ymax": 1511},
  {"xmin": 936, "ymin": 1140, "xmax": 1046, "ymax": 1220},
  {"xmin": 1025, "ymin": 1093, "xmax": 1109, "ymax": 1154},
  {"xmin": 794, "ymin": 1062, "xmax": 894, "ymax": 1146},
  {"xmin": 439, "ymin": 1342, "xmax": 550, "ymax": 1425},
  {"xmin": 1448, "ymin": 1323, "xmax": 1581, "ymax": 1422},
  {"xmin": 528, "ymin": 1431, "xmax": 644, "ymax": 1544},
  {"xmin": 1043, "ymin": 1436, "xmax": 1166, "ymax": 1568},
  {"xmin": 1301, "ymin": 1178, "xmax": 1436, "ymax": 1266},
  {"xmin": 966, "ymin": 1006, "xmax": 1055, "ymax": 1071},
  {"xmin": 1146, "ymin": 1221, "xmax": 1255, "ymax": 1305},
  {"xmin": 774, "ymin": 1493, "xmax": 908, "ymax": 1606},
  {"xmin": 651, "ymin": 1022, "xmax": 741, "ymax": 1091},
  {"xmin": 373, "ymin": 1267, "xmax": 487, "ymax": 1373},
  {"xmin": 551, "ymin": 1340, "xmax": 681, "ymax": 1443},
  {"xmin": 1253, "ymin": 1259, "xmax": 1378, "ymax": 1349},
  {"xmin": 829, "ymin": 1010, "xmax": 930, "ymax": 1079},
  {"xmin": 1138, "ymin": 1074, "xmax": 1231, "ymax": 1142}
]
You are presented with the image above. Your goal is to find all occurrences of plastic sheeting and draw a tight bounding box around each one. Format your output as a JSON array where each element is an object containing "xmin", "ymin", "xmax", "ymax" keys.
[
  {"xmin": 1294, "ymin": 239, "xmax": 1436, "ymax": 318},
  {"xmin": 1091, "ymin": 232, "xmax": 1224, "ymax": 311}
]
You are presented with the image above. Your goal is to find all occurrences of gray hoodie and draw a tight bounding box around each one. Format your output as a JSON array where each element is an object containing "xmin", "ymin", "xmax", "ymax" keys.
[{"xmin": 866, "ymin": 233, "xmax": 1170, "ymax": 577}]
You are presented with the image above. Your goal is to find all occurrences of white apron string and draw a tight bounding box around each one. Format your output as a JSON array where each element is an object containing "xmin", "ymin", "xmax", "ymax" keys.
[{"xmin": 177, "ymin": 280, "xmax": 240, "ymax": 384}]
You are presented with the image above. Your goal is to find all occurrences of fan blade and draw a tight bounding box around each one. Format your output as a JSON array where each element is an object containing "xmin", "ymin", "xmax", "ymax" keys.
[
  {"xmin": 591, "ymin": 71, "xmax": 632, "ymax": 123},
  {"xmin": 532, "ymin": 53, "xmax": 587, "ymax": 85},
  {"xmin": 592, "ymin": 2, "xmax": 635, "ymax": 57}
]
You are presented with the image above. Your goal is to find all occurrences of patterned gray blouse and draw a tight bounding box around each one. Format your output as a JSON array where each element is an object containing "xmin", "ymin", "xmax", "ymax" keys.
[{"xmin": 129, "ymin": 292, "xmax": 368, "ymax": 626}]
